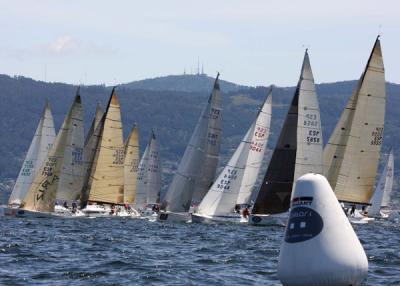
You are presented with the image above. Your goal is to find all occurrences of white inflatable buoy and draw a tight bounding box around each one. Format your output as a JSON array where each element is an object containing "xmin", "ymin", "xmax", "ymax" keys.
[{"xmin": 278, "ymin": 173, "xmax": 368, "ymax": 286}]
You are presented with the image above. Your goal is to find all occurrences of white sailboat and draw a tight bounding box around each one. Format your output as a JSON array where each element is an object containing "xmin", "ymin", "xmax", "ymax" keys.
[
  {"xmin": 368, "ymin": 149, "xmax": 394, "ymax": 218},
  {"xmin": 249, "ymin": 49, "xmax": 324, "ymax": 226},
  {"xmin": 192, "ymin": 91, "xmax": 272, "ymax": 223},
  {"xmin": 135, "ymin": 130, "xmax": 162, "ymax": 217},
  {"xmin": 4, "ymin": 101, "xmax": 56, "ymax": 215},
  {"xmin": 158, "ymin": 73, "xmax": 223, "ymax": 222},
  {"xmin": 16, "ymin": 93, "xmax": 83, "ymax": 217},
  {"xmin": 323, "ymin": 37, "xmax": 385, "ymax": 224},
  {"xmin": 81, "ymin": 88, "xmax": 128, "ymax": 217}
]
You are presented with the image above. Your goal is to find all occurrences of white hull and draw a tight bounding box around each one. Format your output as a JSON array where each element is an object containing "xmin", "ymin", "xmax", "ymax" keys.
[
  {"xmin": 81, "ymin": 204, "xmax": 140, "ymax": 218},
  {"xmin": 191, "ymin": 213, "xmax": 247, "ymax": 224},
  {"xmin": 348, "ymin": 209, "xmax": 375, "ymax": 224},
  {"xmin": 157, "ymin": 211, "xmax": 190, "ymax": 222},
  {"xmin": 248, "ymin": 213, "xmax": 287, "ymax": 226},
  {"xmin": 53, "ymin": 205, "xmax": 85, "ymax": 217}
]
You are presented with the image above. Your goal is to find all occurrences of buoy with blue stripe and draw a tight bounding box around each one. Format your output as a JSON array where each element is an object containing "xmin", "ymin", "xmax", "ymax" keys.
[{"xmin": 278, "ymin": 173, "xmax": 368, "ymax": 286}]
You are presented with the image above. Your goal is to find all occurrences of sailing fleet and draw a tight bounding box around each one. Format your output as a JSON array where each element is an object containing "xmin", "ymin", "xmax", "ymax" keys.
[{"xmin": 3, "ymin": 37, "xmax": 395, "ymax": 224}]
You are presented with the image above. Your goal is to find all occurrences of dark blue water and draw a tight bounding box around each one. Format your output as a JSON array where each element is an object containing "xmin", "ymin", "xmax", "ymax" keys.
[{"xmin": 0, "ymin": 215, "xmax": 399, "ymax": 285}]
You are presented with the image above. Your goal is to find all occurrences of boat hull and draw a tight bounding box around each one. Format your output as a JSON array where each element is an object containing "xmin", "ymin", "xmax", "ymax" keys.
[
  {"xmin": 191, "ymin": 213, "xmax": 247, "ymax": 224},
  {"xmin": 157, "ymin": 211, "xmax": 190, "ymax": 222},
  {"xmin": 15, "ymin": 209, "xmax": 53, "ymax": 218},
  {"xmin": 3, "ymin": 206, "xmax": 19, "ymax": 216},
  {"xmin": 248, "ymin": 213, "xmax": 287, "ymax": 226}
]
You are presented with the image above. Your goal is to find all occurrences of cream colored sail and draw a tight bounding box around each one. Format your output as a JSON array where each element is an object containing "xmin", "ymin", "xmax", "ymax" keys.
[
  {"xmin": 22, "ymin": 95, "xmax": 82, "ymax": 212},
  {"xmin": 8, "ymin": 102, "xmax": 56, "ymax": 205},
  {"xmin": 56, "ymin": 89, "xmax": 85, "ymax": 202},
  {"xmin": 294, "ymin": 50, "xmax": 323, "ymax": 183},
  {"xmin": 124, "ymin": 124, "xmax": 139, "ymax": 204},
  {"xmin": 324, "ymin": 37, "xmax": 385, "ymax": 204},
  {"xmin": 87, "ymin": 89, "xmax": 125, "ymax": 204},
  {"xmin": 197, "ymin": 93, "xmax": 272, "ymax": 216}
]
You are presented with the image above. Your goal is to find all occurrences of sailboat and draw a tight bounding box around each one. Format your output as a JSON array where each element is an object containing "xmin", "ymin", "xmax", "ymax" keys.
[
  {"xmin": 192, "ymin": 90, "xmax": 272, "ymax": 223},
  {"xmin": 81, "ymin": 88, "xmax": 127, "ymax": 217},
  {"xmin": 4, "ymin": 102, "xmax": 56, "ymax": 215},
  {"xmin": 135, "ymin": 130, "xmax": 162, "ymax": 216},
  {"xmin": 54, "ymin": 89, "xmax": 85, "ymax": 216},
  {"xmin": 368, "ymin": 149, "xmax": 394, "ymax": 218},
  {"xmin": 323, "ymin": 36, "xmax": 385, "ymax": 224},
  {"xmin": 158, "ymin": 73, "xmax": 223, "ymax": 222},
  {"xmin": 249, "ymin": 49, "xmax": 324, "ymax": 226},
  {"xmin": 16, "ymin": 92, "xmax": 83, "ymax": 217},
  {"xmin": 124, "ymin": 124, "xmax": 139, "ymax": 204}
]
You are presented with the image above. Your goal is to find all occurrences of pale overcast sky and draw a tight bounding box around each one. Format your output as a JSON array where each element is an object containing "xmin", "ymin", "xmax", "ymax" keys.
[{"xmin": 0, "ymin": 0, "xmax": 398, "ymax": 86}]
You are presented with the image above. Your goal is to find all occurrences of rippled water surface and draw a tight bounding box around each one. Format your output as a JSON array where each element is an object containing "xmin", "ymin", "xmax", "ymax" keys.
[{"xmin": 0, "ymin": 215, "xmax": 399, "ymax": 285}]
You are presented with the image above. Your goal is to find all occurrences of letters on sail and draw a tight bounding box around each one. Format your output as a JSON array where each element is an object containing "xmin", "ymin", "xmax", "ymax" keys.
[
  {"xmin": 8, "ymin": 101, "xmax": 56, "ymax": 205},
  {"xmin": 324, "ymin": 37, "xmax": 385, "ymax": 204}
]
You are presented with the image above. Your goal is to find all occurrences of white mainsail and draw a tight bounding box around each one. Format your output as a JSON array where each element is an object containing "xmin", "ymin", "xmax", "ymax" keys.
[
  {"xmin": 86, "ymin": 89, "xmax": 125, "ymax": 204},
  {"xmin": 8, "ymin": 102, "xmax": 56, "ymax": 205},
  {"xmin": 135, "ymin": 130, "xmax": 162, "ymax": 210},
  {"xmin": 368, "ymin": 149, "xmax": 394, "ymax": 216},
  {"xmin": 22, "ymin": 95, "xmax": 82, "ymax": 212},
  {"xmin": 324, "ymin": 37, "xmax": 385, "ymax": 204},
  {"xmin": 161, "ymin": 74, "xmax": 222, "ymax": 212},
  {"xmin": 294, "ymin": 49, "xmax": 324, "ymax": 183},
  {"xmin": 196, "ymin": 92, "xmax": 272, "ymax": 217},
  {"xmin": 56, "ymin": 89, "xmax": 85, "ymax": 202},
  {"xmin": 124, "ymin": 124, "xmax": 139, "ymax": 204}
]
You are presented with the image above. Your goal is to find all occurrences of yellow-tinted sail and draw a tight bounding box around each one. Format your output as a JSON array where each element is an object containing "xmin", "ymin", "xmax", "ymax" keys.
[
  {"xmin": 87, "ymin": 89, "xmax": 125, "ymax": 204},
  {"xmin": 124, "ymin": 124, "xmax": 139, "ymax": 203}
]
